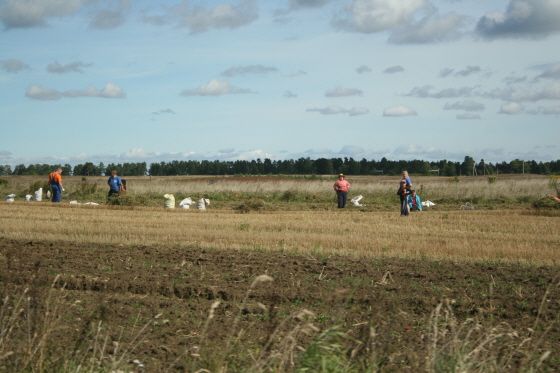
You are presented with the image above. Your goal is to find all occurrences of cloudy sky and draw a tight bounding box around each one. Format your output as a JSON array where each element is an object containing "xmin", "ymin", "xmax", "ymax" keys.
[{"xmin": 1, "ymin": 0, "xmax": 559, "ymax": 168}]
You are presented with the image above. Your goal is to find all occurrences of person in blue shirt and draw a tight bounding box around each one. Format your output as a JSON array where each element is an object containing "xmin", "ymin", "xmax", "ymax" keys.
[
  {"xmin": 407, "ymin": 190, "xmax": 422, "ymax": 211},
  {"xmin": 402, "ymin": 171, "xmax": 412, "ymax": 190},
  {"xmin": 107, "ymin": 170, "xmax": 124, "ymax": 198}
]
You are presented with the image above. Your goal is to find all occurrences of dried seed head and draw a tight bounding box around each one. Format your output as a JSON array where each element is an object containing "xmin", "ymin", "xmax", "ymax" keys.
[{"xmin": 255, "ymin": 275, "xmax": 273, "ymax": 283}]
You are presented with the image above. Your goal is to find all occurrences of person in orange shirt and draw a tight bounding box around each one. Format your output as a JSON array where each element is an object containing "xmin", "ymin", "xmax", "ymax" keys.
[
  {"xmin": 49, "ymin": 168, "xmax": 64, "ymax": 202},
  {"xmin": 333, "ymin": 173, "xmax": 350, "ymax": 208}
]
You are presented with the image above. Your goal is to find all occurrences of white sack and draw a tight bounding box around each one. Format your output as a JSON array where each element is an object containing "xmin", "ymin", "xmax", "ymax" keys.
[
  {"xmin": 350, "ymin": 195, "xmax": 366, "ymax": 206},
  {"xmin": 179, "ymin": 197, "xmax": 193, "ymax": 209},
  {"xmin": 422, "ymin": 200, "xmax": 436, "ymax": 207},
  {"xmin": 5, "ymin": 194, "xmax": 16, "ymax": 202},
  {"xmin": 164, "ymin": 194, "xmax": 175, "ymax": 208},
  {"xmin": 460, "ymin": 202, "xmax": 474, "ymax": 210},
  {"xmin": 25, "ymin": 194, "xmax": 32, "ymax": 201},
  {"xmin": 196, "ymin": 198, "xmax": 210, "ymax": 210},
  {"xmin": 46, "ymin": 190, "xmax": 51, "ymax": 199},
  {"xmin": 70, "ymin": 200, "xmax": 80, "ymax": 204},
  {"xmin": 33, "ymin": 188, "xmax": 42, "ymax": 201},
  {"xmin": 84, "ymin": 202, "xmax": 99, "ymax": 205}
]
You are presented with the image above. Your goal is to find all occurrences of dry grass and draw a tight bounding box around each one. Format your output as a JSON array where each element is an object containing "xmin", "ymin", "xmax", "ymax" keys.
[
  {"xmin": 0, "ymin": 201, "xmax": 558, "ymax": 265},
  {"xmin": 1, "ymin": 174, "xmax": 555, "ymax": 202}
]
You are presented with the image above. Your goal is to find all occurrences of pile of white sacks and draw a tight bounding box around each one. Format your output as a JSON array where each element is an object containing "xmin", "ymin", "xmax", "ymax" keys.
[
  {"xmin": 5, "ymin": 188, "xmax": 43, "ymax": 202},
  {"xmin": 164, "ymin": 194, "xmax": 210, "ymax": 210}
]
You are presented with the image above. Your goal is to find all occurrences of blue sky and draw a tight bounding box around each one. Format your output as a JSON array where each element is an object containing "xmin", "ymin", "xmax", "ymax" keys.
[{"xmin": 1, "ymin": 0, "xmax": 559, "ymax": 168}]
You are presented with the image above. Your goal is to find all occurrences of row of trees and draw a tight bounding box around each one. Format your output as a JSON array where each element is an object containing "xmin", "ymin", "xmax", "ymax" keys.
[{"xmin": 1, "ymin": 157, "xmax": 559, "ymax": 177}]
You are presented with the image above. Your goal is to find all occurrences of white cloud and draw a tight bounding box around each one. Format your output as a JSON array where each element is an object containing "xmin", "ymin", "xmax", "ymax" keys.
[
  {"xmin": 306, "ymin": 105, "xmax": 369, "ymax": 116},
  {"xmin": 457, "ymin": 113, "xmax": 481, "ymax": 120},
  {"xmin": 88, "ymin": 1, "xmax": 131, "ymax": 30},
  {"xmin": 476, "ymin": 0, "xmax": 560, "ymax": 39},
  {"xmin": 334, "ymin": 0, "xmax": 429, "ymax": 34},
  {"xmin": 325, "ymin": 86, "xmax": 363, "ymax": 97},
  {"xmin": 0, "ymin": 0, "xmax": 83, "ymax": 28},
  {"xmin": 443, "ymin": 100, "xmax": 485, "ymax": 111},
  {"xmin": 538, "ymin": 63, "xmax": 560, "ymax": 80},
  {"xmin": 383, "ymin": 105, "xmax": 417, "ymax": 116},
  {"xmin": 383, "ymin": 65, "xmax": 404, "ymax": 74},
  {"xmin": 406, "ymin": 85, "xmax": 476, "ymax": 98},
  {"xmin": 25, "ymin": 83, "xmax": 125, "ymax": 100},
  {"xmin": 389, "ymin": 12, "xmax": 465, "ymax": 44},
  {"xmin": 348, "ymin": 107, "xmax": 370, "ymax": 116},
  {"xmin": 0, "ymin": 150, "xmax": 14, "ymax": 162},
  {"xmin": 120, "ymin": 148, "xmax": 159, "ymax": 159},
  {"xmin": 499, "ymin": 102, "xmax": 523, "ymax": 114},
  {"xmin": 455, "ymin": 65, "xmax": 481, "ymax": 77},
  {"xmin": 484, "ymin": 82, "xmax": 560, "ymax": 102},
  {"xmin": 171, "ymin": 0, "xmax": 258, "ymax": 33},
  {"xmin": 153, "ymin": 109, "xmax": 176, "ymax": 115},
  {"xmin": 180, "ymin": 79, "xmax": 252, "ymax": 96},
  {"xmin": 334, "ymin": 0, "xmax": 464, "ymax": 43},
  {"xmin": 540, "ymin": 105, "xmax": 560, "ymax": 115},
  {"xmin": 438, "ymin": 68, "xmax": 454, "ymax": 78},
  {"xmin": 394, "ymin": 144, "xmax": 427, "ymax": 155},
  {"xmin": 221, "ymin": 65, "xmax": 279, "ymax": 77},
  {"xmin": 46, "ymin": 61, "xmax": 92, "ymax": 74},
  {"xmin": 339, "ymin": 145, "xmax": 365, "ymax": 155},
  {"xmin": 306, "ymin": 105, "xmax": 347, "ymax": 115},
  {"xmin": 25, "ymin": 84, "xmax": 62, "ymax": 100},
  {"xmin": 63, "ymin": 83, "xmax": 125, "ymax": 98},
  {"xmin": 2, "ymin": 59, "xmax": 31, "ymax": 72},
  {"xmin": 356, "ymin": 65, "xmax": 372, "ymax": 74},
  {"xmin": 70, "ymin": 152, "xmax": 89, "ymax": 161}
]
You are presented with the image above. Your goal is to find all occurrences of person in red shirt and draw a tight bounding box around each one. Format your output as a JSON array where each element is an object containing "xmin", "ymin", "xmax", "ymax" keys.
[
  {"xmin": 333, "ymin": 173, "xmax": 350, "ymax": 208},
  {"xmin": 49, "ymin": 168, "xmax": 64, "ymax": 202}
]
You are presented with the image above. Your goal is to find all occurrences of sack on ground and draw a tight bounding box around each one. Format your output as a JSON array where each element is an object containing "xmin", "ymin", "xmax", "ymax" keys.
[
  {"xmin": 197, "ymin": 198, "xmax": 210, "ymax": 210},
  {"xmin": 460, "ymin": 202, "xmax": 474, "ymax": 210},
  {"xmin": 33, "ymin": 188, "xmax": 42, "ymax": 201},
  {"xmin": 164, "ymin": 194, "xmax": 175, "ymax": 208},
  {"xmin": 5, "ymin": 194, "xmax": 15, "ymax": 202},
  {"xmin": 350, "ymin": 195, "xmax": 366, "ymax": 206},
  {"xmin": 179, "ymin": 197, "xmax": 193, "ymax": 209}
]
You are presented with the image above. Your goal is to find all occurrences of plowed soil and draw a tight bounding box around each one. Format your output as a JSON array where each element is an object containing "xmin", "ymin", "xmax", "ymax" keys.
[{"xmin": 1, "ymin": 238, "xmax": 559, "ymax": 372}]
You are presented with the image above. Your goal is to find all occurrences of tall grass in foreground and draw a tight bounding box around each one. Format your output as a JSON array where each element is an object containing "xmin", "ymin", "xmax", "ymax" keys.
[
  {"xmin": 0, "ymin": 203, "xmax": 558, "ymax": 265},
  {"xmin": 1, "ymin": 274, "xmax": 557, "ymax": 372}
]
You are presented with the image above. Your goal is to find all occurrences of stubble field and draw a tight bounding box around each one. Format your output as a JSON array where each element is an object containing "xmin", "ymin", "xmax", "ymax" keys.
[{"xmin": 0, "ymin": 175, "xmax": 559, "ymax": 372}]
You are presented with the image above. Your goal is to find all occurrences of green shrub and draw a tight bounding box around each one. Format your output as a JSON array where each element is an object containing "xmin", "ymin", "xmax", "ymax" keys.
[{"xmin": 234, "ymin": 199, "xmax": 265, "ymax": 213}]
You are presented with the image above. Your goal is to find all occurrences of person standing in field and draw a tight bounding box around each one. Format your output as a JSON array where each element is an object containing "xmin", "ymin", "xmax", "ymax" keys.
[
  {"xmin": 49, "ymin": 168, "xmax": 64, "ymax": 203},
  {"xmin": 107, "ymin": 170, "xmax": 124, "ymax": 198},
  {"xmin": 333, "ymin": 173, "xmax": 350, "ymax": 208},
  {"xmin": 402, "ymin": 171, "xmax": 413, "ymax": 190}
]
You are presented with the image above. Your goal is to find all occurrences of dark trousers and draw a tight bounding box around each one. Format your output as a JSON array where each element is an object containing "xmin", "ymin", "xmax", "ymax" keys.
[
  {"xmin": 337, "ymin": 191, "xmax": 348, "ymax": 208},
  {"xmin": 51, "ymin": 184, "xmax": 61, "ymax": 202},
  {"xmin": 400, "ymin": 196, "xmax": 409, "ymax": 216}
]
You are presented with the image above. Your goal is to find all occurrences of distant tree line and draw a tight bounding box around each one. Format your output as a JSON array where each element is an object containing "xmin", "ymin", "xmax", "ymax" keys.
[{"xmin": 1, "ymin": 156, "xmax": 559, "ymax": 177}]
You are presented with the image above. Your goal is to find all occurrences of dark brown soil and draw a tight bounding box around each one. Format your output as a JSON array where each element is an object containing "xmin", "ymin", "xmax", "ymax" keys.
[{"xmin": 1, "ymin": 238, "xmax": 559, "ymax": 372}]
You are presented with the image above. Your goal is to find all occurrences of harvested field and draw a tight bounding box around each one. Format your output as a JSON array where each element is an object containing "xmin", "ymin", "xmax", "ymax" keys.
[{"xmin": 0, "ymin": 175, "xmax": 559, "ymax": 372}]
